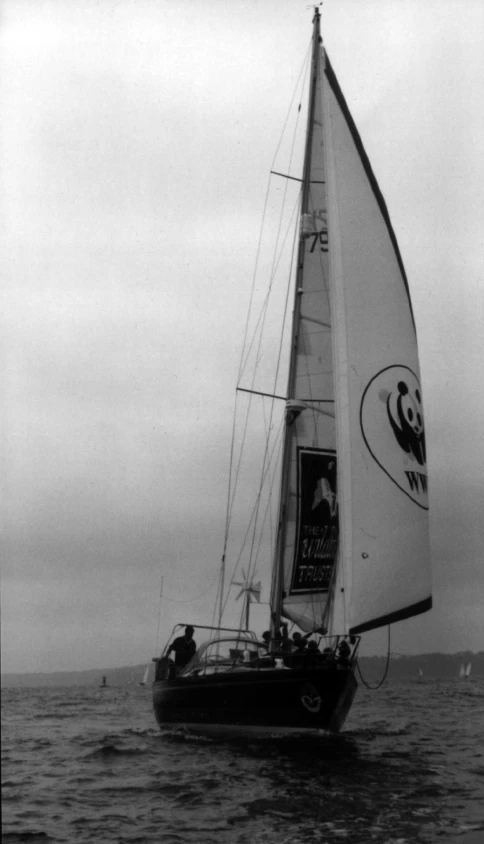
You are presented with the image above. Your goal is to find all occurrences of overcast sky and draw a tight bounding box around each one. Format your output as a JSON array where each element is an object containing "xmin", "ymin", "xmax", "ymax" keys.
[{"xmin": 2, "ymin": 0, "xmax": 483, "ymax": 674}]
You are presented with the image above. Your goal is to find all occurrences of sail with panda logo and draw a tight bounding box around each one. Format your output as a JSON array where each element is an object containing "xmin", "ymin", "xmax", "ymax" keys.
[
  {"xmin": 322, "ymin": 53, "xmax": 432, "ymax": 635},
  {"xmin": 272, "ymin": 25, "xmax": 432, "ymax": 637}
]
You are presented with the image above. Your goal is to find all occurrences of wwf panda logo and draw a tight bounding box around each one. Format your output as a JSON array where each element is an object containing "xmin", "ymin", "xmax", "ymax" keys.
[
  {"xmin": 360, "ymin": 366, "xmax": 428, "ymax": 509},
  {"xmin": 300, "ymin": 682, "xmax": 322, "ymax": 713},
  {"xmin": 384, "ymin": 380, "xmax": 426, "ymax": 466}
]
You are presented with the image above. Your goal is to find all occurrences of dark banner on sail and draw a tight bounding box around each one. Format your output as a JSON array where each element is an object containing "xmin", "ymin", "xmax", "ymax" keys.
[{"xmin": 290, "ymin": 448, "xmax": 339, "ymax": 594}]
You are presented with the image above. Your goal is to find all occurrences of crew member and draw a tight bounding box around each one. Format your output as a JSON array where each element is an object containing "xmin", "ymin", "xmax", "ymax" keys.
[{"xmin": 167, "ymin": 626, "xmax": 197, "ymax": 670}]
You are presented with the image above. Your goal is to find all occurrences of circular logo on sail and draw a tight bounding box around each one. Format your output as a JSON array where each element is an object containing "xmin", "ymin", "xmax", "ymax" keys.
[
  {"xmin": 360, "ymin": 366, "xmax": 428, "ymax": 510},
  {"xmin": 300, "ymin": 682, "xmax": 322, "ymax": 713}
]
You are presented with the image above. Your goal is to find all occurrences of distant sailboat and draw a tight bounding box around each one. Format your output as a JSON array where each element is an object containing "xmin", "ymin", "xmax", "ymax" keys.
[
  {"xmin": 418, "ymin": 668, "xmax": 424, "ymax": 681},
  {"xmin": 139, "ymin": 664, "xmax": 150, "ymax": 686},
  {"xmin": 465, "ymin": 661, "xmax": 472, "ymax": 679},
  {"xmin": 100, "ymin": 675, "xmax": 108, "ymax": 688},
  {"xmin": 151, "ymin": 7, "xmax": 432, "ymax": 737}
]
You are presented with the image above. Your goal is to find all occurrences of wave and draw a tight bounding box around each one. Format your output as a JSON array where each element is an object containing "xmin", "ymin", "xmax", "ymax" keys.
[
  {"xmin": 2, "ymin": 833, "xmax": 54, "ymax": 843},
  {"xmin": 347, "ymin": 719, "xmax": 411, "ymax": 737},
  {"xmin": 84, "ymin": 743, "xmax": 148, "ymax": 759}
]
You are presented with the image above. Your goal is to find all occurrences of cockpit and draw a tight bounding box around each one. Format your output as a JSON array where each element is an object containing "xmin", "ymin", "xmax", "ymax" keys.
[{"xmin": 179, "ymin": 636, "xmax": 269, "ymax": 677}]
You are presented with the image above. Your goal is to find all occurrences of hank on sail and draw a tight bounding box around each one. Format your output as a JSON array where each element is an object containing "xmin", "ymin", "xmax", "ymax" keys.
[{"xmin": 152, "ymin": 7, "xmax": 431, "ymax": 736}]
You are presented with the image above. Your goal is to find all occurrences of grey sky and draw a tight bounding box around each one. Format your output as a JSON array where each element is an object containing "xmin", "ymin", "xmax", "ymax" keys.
[{"xmin": 2, "ymin": 0, "xmax": 483, "ymax": 673}]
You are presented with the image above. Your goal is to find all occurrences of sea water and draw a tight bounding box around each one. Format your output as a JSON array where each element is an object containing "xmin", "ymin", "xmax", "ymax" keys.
[{"xmin": 2, "ymin": 679, "xmax": 484, "ymax": 843}]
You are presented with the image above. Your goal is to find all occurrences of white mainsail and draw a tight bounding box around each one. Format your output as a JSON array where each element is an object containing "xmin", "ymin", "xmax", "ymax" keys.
[
  {"xmin": 273, "ymin": 11, "xmax": 431, "ymax": 636},
  {"xmin": 322, "ymin": 54, "xmax": 431, "ymax": 634}
]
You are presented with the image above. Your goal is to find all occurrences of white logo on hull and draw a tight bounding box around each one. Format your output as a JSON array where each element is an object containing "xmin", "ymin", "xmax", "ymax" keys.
[{"xmin": 300, "ymin": 682, "xmax": 322, "ymax": 713}]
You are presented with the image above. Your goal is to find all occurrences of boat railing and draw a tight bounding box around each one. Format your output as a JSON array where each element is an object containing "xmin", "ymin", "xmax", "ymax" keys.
[
  {"xmin": 153, "ymin": 632, "xmax": 360, "ymax": 681},
  {"xmin": 158, "ymin": 623, "xmax": 258, "ymax": 660}
]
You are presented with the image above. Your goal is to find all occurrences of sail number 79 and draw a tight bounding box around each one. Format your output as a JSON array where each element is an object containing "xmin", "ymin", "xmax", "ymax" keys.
[{"xmin": 309, "ymin": 230, "xmax": 329, "ymax": 253}]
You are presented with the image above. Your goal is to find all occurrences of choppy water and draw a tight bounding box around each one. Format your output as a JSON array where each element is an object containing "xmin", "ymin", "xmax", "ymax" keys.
[{"xmin": 2, "ymin": 678, "xmax": 484, "ymax": 843}]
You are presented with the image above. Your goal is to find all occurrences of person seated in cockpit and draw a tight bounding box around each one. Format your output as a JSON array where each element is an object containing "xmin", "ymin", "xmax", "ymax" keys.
[
  {"xmin": 337, "ymin": 639, "xmax": 351, "ymax": 664},
  {"xmin": 291, "ymin": 631, "xmax": 311, "ymax": 653}
]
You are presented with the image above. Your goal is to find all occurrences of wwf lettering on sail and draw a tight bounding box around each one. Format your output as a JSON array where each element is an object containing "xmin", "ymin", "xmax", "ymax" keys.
[
  {"xmin": 405, "ymin": 470, "xmax": 427, "ymax": 495},
  {"xmin": 290, "ymin": 448, "xmax": 339, "ymax": 594}
]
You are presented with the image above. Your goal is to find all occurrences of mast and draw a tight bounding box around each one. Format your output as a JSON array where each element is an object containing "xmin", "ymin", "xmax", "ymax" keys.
[{"xmin": 270, "ymin": 8, "xmax": 322, "ymax": 640}]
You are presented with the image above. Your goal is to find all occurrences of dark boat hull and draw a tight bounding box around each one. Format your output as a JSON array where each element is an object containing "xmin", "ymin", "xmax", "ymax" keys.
[{"xmin": 152, "ymin": 663, "xmax": 357, "ymax": 736}]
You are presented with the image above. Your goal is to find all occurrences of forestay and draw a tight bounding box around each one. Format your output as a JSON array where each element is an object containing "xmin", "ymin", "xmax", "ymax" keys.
[{"xmin": 278, "ymin": 33, "xmax": 338, "ymax": 633}]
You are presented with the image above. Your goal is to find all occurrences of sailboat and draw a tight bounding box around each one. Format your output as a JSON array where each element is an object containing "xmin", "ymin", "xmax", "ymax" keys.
[
  {"xmin": 152, "ymin": 8, "xmax": 431, "ymax": 736},
  {"xmin": 460, "ymin": 661, "xmax": 472, "ymax": 679},
  {"xmin": 139, "ymin": 664, "xmax": 150, "ymax": 686}
]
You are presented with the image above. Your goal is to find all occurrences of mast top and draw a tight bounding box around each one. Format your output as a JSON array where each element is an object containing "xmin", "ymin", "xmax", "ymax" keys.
[{"xmin": 312, "ymin": 3, "xmax": 323, "ymax": 42}]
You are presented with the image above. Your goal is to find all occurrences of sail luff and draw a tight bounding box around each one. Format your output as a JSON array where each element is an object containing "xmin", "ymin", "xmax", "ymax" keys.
[
  {"xmin": 269, "ymin": 8, "xmax": 322, "ymax": 637},
  {"xmin": 276, "ymin": 11, "xmax": 341, "ymax": 634},
  {"xmin": 321, "ymin": 48, "xmax": 352, "ymax": 633}
]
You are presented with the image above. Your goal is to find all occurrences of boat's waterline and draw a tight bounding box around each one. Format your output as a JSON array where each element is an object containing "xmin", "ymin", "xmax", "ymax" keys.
[{"xmin": 157, "ymin": 721, "xmax": 338, "ymax": 740}]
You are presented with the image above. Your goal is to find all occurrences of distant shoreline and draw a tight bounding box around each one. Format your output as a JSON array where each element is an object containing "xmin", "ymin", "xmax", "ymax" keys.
[{"xmin": 2, "ymin": 652, "xmax": 482, "ymax": 688}]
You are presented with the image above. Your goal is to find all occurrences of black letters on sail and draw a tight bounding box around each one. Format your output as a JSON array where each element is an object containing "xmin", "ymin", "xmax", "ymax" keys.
[{"xmin": 290, "ymin": 448, "xmax": 338, "ymax": 594}]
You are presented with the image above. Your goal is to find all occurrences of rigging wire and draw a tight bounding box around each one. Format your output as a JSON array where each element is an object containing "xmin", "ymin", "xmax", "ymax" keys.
[
  {"xmin": 218, "ymin": 188, "xmax": 299, "ymax": 623},
  {"xmin": 155, "ymin": 574, "xmax": 164, "ymax": 652},
  {"xmin": 237, "ymin": 42, "xmax": 311, "ymax": 387},
  {"xmin": 237, "ymin": 200, "xmax": 300, "ymax": 609},
  {"xmin": 244, "ymin": 414, "xmax": 285, "ymax": 595},
  {"xmin": 240, "ymin": 206, "xmax": 300, "ymax": 592},
  {"xmin": 356, "ymin": 625, "xmax": 392, "ymax": 690},
  {"xmin": 228, "ymin": 196, "xmax": 299, "ymax": 524},
  {"xmin": 251, "ymin": 401, "xmax": 283, "ymax": 575},
  {"xmin": 238, "ymin": 43, "xmax": 310, "ymax": 385},
  {"xmin": 162, "ymin": 578, "xmax": 219, "ymax": 604},
  {"xmin": 216, "ymin": 42, "xmax": 311, "ymax": 628},
  {"xmin": 220, "ymin": 411, "xmax": 285, "ymax": 619},
  {"xmin": 270, "ymin": 40, "xmax": 312, "ymax": 171},
  {"xmin": 211, "ymin": 562, "xmax": 223, "ymax": 630}
]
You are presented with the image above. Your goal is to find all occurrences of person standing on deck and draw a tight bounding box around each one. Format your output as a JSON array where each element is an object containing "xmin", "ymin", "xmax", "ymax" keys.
[{"xmin": 167, "ymin": 626, "xmax": 197, "ymax": 671}]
